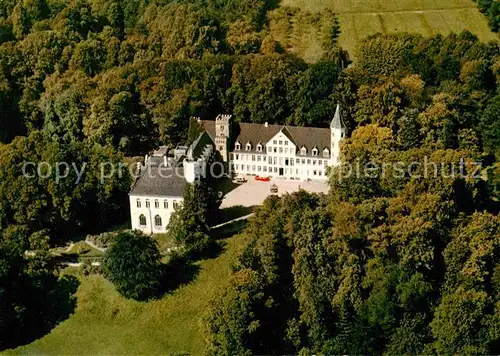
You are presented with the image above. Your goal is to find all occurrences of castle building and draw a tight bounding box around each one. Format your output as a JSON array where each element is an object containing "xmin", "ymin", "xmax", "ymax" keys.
[
  {"xmin": 201, "ymin": 103, "xmax": 346, "ymax": 180},
  {"xmin": 129, "ymin": 104, "xmax": 346, "ymax": 234}
]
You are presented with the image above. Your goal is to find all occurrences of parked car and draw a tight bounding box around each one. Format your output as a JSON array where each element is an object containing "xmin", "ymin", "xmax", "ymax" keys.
[
  {"xmin": 270, "ymin": 184, "xmax": 279, "ymax": 194},
  {"xmin": 235, "ymin": 176, "xmax": 247, "ymax": 184},
  {"xmin": 255, "ymin": 176, "xmax": 271, "ymax": 182}
]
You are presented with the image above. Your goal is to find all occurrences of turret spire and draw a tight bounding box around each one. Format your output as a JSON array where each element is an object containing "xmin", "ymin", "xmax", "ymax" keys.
[{"xmin": 330, "ymin": 103, "xmax": 345, "ymax": 129}]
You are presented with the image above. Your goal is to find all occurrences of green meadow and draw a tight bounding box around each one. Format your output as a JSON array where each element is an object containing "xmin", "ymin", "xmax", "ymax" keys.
[
  {"xmin": 6, "ymin": 233, "xmax": 249, "ymax": 356},
  {"xmin": 271, "ymin": 0, "xmax": 498, "ymax": 61}
]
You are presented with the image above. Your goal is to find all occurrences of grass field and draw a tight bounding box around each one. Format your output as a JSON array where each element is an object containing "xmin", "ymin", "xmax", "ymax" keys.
[
  {"xmin": 6, "ymin": 233, "xmax": 250, "ymax": 356},
  {"xmin": 271, "ymin": 0, "xmax": 498, "ymax": 62}
]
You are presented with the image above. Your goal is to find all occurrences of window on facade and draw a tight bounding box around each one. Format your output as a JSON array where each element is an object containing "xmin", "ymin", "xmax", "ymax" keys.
[
  {"xmin": 301, "ymin": 147, "xmax": 307, "ymax": 156},
  {"xmin": 273, "ymin": 140, "xmax": 277, "ymax": 144},
  {"xmin": 268, "ymin": 156, "xmax": 272, "ymax": 164},
  {"xmin": 285, "ymin": 148, "xmax": 288, "ymax": 154},
  {"xmin": 323, "ymin": 149, "xmax": 329, "ymax": 158},
  {"xmin": 220, "ymin": 125, "xmax": 224, "ymax": 131},
  {"xmin": 263, "ymin": 166, "xmax": 267, "ymax": 172},
  {"xmin": 279, "ymin": 140, "xmax": 282, "ymax": 145},
  {"xmin": 136, "ymin": 199, "xmax": 141, "ymax": 208},
  {"xmin": 313, "ymin": 160, "xmax": 316, "ymax": 165},
  {"xmin": 235, "ymin": 143, "xmax": 241, "ymax": 150},
  {"xmin": 273, "ymin": 157, "xmax": 277, "ymax": 165},
  {"xmin": 312, "ymin": 148, "xmax": 318, "ymax": 156},
  {"xmin": 252, "ymin": 155, "xmax": 256, "ymax": 162},
  {"xmin": 155, "ymin": 199, "xmax": 159, "ymax": 208},
  {"xmin": 273, "ymin": 147, "xmax": 277, "ymax": 153},
  {"xmin": 139, "ymin": 215, "xmax": 147, "ymax": 226},
  {"xmin": 257, "ymin": 155, "xmax": 261, "ymax": 162},
  {"xmin": 145, "ymin": 199, "xmax": 150, "ymax": 208},
  {"xmin": 258, "ymin": 166, "xmax": 262, "ymax": 172},
  {"xmin": 307, "ymin": 159, "xmax": 311, "ymax": 164},
  {"xmin": 257, "ymin": 144, "xmax": 262, "ymax": 152},
  {"xmin": 246, "ymin": 143, "xmax": 251, "ymax": 151},
  {"xmin": 252, "ymin": 165, "xmax": 256, "ymax": 171},
  {"xmin": 247, "ymin": 165, "xmax": 250, "ymax": 171},
  {"xmin": 154, "ymin": 215, "xmax": 162, "ymax": 227},
  {"xmin": 302, "ymin": 159, "xmax": 306, "ymax": 164},
  {"xmin": 296, "ymin": 158, "xmax": 300, "ymax": 164},
  {"xmin": 284, "ymin": 141, "xmax": 288, "ymax": 146},
  {"xmin": 230, "ymin": 154, "xmax": 234, "ymax": 160},
  {"xmin": 164, "ymin": 200, "xmax": 168, "ymax": 209},
  {"xmin": 235, "ymin": 154, "xmax": 239, "ymax": 160},
  {"xmin": 173, "ymin": 200, "xmax": 178, "ymax": 209}
]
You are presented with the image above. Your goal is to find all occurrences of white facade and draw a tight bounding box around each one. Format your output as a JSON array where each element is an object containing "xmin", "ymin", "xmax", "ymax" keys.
[
  {"xmin": 230, "ymin": 129, "xmax": 332, "ymax": 180},
  {"xmin": 228, "ymin": 104, "xmax": 346, "ymax": 181},
  {"xmin": 129, "ymin": 194, "xmax": 182, "ymax": 234},
  {"xmin": 184, "ymin": 144, "xmax": 213, "ymax": 183}
]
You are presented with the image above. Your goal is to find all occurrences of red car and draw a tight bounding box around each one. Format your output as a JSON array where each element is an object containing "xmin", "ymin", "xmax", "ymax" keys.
[{"xmin": 255, "ymin": 176, "xmax": 271, "ymax": 182}]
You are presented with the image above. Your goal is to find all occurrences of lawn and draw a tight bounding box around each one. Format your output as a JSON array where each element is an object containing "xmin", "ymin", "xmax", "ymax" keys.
[
  {"xmin": 270, "ymin": 0, "xmax": 498, "ymax": 62},
  {"xmin": 7, "ymin": 233, "xmax": 250, "ymax": 355}
]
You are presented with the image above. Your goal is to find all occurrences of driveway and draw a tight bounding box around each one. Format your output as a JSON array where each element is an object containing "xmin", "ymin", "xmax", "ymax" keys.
[{"xmin": 220, "ymin": 176, "xmax": 330, "ymax": 208}]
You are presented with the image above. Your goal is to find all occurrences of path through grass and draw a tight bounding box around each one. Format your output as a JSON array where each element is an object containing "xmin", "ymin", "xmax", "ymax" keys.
[{"xmin": 7, "ymin": 233, "xmax": 250, "ymax": 355}]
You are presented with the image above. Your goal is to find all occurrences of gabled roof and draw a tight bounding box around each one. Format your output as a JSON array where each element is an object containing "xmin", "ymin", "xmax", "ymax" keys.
[
  {"xmin": 200, "ymin": 120, "xmax": 331, "ymax": 157},
  {"xmin": 130, "ymin": 167, "xmax": 186, "ymax": 198},
  {"xmin": 331, "ymin": 103, "xmax": 346, "ymax": 130}
]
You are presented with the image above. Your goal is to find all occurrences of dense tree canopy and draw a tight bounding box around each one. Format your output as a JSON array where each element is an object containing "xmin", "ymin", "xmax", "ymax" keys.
[
  {"xmin": 0, "ymin": 0, "xmax": 498, "ymax": 353},
  {"xmin": 102, "ymin": 230, "xmax": 162, "ymax": 300}
]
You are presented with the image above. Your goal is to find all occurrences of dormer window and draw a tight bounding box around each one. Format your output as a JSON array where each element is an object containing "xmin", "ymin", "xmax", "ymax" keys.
[
  {"xmin": 312, "ymin": 147, "xmax": 318, "ymax": 156},
  {"xmin": 256, "ymin": 143, "xmax": 262, "ymax": 152},
  {"xmin": 323, "ymin": 148, "xmax": 330, "ymax": 158},
  {"xmin": 246, "ymin": 143, "xmax": 252, "ymax": 151},
  {"xmin": 235, "ymin": 142, "xmax": 241, "ymax": 151},
  {"xmin": 301, "ymin": 147, "xmax": 307, "ymax": 156}
]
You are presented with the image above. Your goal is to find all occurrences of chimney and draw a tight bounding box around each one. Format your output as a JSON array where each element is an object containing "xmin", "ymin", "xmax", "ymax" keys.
[{"xmin": 265, "ymin": 122, "xmax": 268, "ymax": 128}]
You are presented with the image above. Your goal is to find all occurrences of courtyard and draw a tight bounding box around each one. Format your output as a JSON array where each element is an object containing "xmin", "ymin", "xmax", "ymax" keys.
[{"xmin": 220, "ymin": 176, "xmax": 330, "ymax": 208}]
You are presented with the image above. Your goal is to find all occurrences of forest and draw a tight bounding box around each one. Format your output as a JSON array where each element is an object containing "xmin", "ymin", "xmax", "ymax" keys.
[{"xmin": 0, "ymin": 0, "xmax": 499, "ymax": 353}]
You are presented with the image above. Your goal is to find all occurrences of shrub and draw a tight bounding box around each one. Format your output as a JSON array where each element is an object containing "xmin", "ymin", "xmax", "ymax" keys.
[{"xmin": 102, "ymin": 231, "xmax": 163, "ymax": 300}]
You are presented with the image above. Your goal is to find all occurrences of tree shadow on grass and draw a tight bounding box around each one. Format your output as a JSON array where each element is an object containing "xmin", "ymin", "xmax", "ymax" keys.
[
  {"xmin": 159, "ymin": 254, "xmax": 201, "ymax": 294},
  {"xmin": 215, "ymin": 205, "xmax": 256, "ymax": 225},
  {"xmin": 158, "ymin": 240, "xmax": 227, "ymax": 295},
  {"xmin": 2, "ymin": 274, "xmax": 80, "ymax": 351}
]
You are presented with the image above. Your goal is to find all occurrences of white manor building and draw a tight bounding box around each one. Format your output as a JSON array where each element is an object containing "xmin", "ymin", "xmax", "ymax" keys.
[
  {"xmin": 129, "ymin": 132, "xmax": 216, "ymax": 234},
  {"xmin": 129, "ymin": 104, "xmax": 347, "ymax": 233},
  {"xmin": 200, "ymin": 103, "xmax": 346, "ymax": 180}
]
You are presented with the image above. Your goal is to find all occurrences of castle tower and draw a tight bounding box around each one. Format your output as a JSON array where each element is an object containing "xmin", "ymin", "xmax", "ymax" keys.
[
  {"xmin": 330, "ymin": 103, "xmax": 347, "ymax": 166},
  {"xmin": 215, "ymin": 114, "xmax": 232, "ymax": 162}
]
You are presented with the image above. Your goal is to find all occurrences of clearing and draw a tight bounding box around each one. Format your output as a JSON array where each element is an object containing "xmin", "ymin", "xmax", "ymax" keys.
[
  {"xmin": 6, "ymin": 233, "xmax": 250, "ymax": 355},
  {"xmin": 270, "ymin": 0, "xmax": 498, "ymax": 62}
]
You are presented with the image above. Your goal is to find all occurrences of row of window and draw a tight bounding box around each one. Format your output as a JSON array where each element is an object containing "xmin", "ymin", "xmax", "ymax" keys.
[
  {"xmin": 272, "ymin": 139, "xmax": 289, "ymax": 146},
  {"xmin": 232, "ymin": 146, "xmax": 331, "ymax": 157},
  {"xmin": 235, "ymin": 142, "xmax": 263, "ymax": 152},
  {"xmin": 136, "ymin": 199, "xmax": 179, "ymax": 209},
  {"xmin": 138, "ymin": 214, "xmax": 163, "ymax": 227},
  {"xmin": 232, "ymin": 154, "xmax": 328, "ymax": 167},
  {"xmin": 234, "ymin": 165, "xmax": 325, "ymax": 176}
]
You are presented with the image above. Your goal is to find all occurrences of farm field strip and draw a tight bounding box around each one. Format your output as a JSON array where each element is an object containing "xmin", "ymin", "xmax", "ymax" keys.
[{"xmin": 274, "ymin": 0, "xmax": 498, "ymax": 62}]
